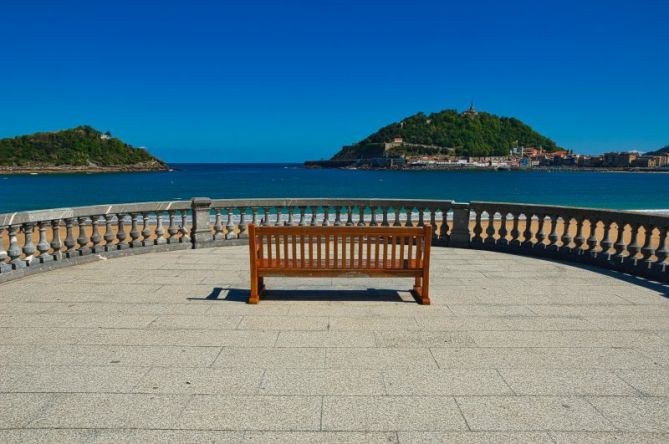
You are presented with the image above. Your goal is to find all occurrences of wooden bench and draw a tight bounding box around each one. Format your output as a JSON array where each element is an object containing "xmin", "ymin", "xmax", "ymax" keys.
[{"xmin": 248, "ymin": 224, "xmax": 431, "ymax": 304}]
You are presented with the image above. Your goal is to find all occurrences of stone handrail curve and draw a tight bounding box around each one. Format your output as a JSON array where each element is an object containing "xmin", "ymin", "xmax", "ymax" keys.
[{"xmin": 0, "ymin": 197, "xmax": 666, "ymax": 283}]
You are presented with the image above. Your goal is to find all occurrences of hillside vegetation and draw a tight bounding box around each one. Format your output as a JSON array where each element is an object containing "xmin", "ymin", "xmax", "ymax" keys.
[
  {"xmin": 0, "ymin": 126, "xmax": 166, "ymax": 168},
  {"xmin": 332, "ymin": 109, "xmax": 560, "ymax": 159},
  {"xmin": 646, "ymin": 145, "xmax": 669, "ymax": 156}
]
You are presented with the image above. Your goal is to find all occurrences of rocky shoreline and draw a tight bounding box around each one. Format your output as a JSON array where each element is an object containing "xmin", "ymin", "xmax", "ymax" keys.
[{"xmin": 0, "ymin": 163, "xmax": 170, "ymax": 175}]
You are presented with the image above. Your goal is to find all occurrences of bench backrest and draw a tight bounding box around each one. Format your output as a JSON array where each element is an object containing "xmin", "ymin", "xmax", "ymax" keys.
[{"xmin": 248, "ymin": 224, "xmax": 431, "ymax": 271}]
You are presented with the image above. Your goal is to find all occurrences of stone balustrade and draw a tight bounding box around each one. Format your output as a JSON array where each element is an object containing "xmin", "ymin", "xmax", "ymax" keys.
[
  {"xmin": 468, "ymin": 201, "xmax": 669, "ymax": 282},
  {"xmin": 0, "ymin": 197, "xmax": 667, "ymax": 283}
]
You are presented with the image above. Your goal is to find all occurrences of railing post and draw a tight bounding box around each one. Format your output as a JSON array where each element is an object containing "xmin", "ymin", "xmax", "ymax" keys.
[
  {"xmin": 191, "ymin": 197, "xmax": 213, "ymax": 249},
  {"xmin": 449, "ymin": 203, "xmax": 471, "ymax": 248}
]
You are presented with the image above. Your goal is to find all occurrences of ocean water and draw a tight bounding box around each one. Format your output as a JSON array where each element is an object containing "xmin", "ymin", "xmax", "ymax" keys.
[{"xmin": 1, "ymin": 163, "xmax": 668, "ymax": 214}]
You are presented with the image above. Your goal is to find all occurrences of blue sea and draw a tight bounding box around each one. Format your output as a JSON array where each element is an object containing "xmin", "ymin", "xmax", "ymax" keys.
[{"xmin": 1, "ymin": 163, "xmax": 668, "ymax": 214}]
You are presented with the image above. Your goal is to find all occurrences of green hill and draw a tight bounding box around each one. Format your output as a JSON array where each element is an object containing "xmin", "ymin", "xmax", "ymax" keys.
[
  {"xmin": 0, "ymin": 125, "xmax": 167, "ymax": 170},
  {"xmin": 332, "ymin": 108, "xmax": 560, "ymax": 160}
]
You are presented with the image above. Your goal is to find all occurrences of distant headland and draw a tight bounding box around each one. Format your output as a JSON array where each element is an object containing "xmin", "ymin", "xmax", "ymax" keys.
[
  {"xmin": 305, "ymin": 105, "xmax": 669, "ymax": 172},
  {"xmin": 0, "ymin": 125, "xmax": 169, "ymax": 174}
]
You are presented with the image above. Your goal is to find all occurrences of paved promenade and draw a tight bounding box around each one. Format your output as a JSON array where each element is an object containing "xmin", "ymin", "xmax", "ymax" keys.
[{"xmin": 1, "ymin": 246, "xmax": 669, "ymax": 443}]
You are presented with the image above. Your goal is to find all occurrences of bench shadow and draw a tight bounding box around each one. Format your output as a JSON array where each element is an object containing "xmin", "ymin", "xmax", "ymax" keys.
[
  {"xmin": 516, "ymin": 255, "xmax": 669, "ymax": 299},
  {"xmin": 190, "ymin": 287, "xmax": 411, "ymax": 303},
  {"xmin": 590, "ymin": 268, "xmax": 669, "ymax": 298}
]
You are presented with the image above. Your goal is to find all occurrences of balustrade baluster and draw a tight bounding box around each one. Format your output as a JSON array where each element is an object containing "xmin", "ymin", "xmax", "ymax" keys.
[
  {"xmin": 428, "ymin": 208, "xmax": 436, "ymax": 240},
  {"xmin": 345, "ymin": 206, "xmax": 353, "ymax": 226},
  {"xmin": 655, "ymin": 226, "xmax": 668, "ymax": 271},
  {"xmin": 167, "ymin": 211, "xmax": 178, "ymax": 244},
  {"xmin": 322, "ymin": 206, "xmax": 330, "ymax": 226},
  {"xmin": 22, "ymin": 223, "xmax": 36, "ymax": 265},
  {"xmin": 613, "ymin": 222, "xmax": 627, "ymax": 262},
  {"xmin": 357, "ymin": 205, "xmax": 365, "ymax": 226},
  {"xmin": 472, "ymin": 211, "xmax": 483, "ymax": 245},
  {"xmin": 573, "ymin": 217, "xmax": 586, "ymax": 254},
  {"xmin": 0, "ymin": 227, "xmax": 7, "ymax": 265},
  {"xmin": 510, "ymin": 213, "xmax": 520, "ymax": 247},
  {"xmin": 393, "ymin": 207, "xmax": 401, "ymax": 227},
  {"xmin": 535, "ymin": 214, "xmax": 546, "ymax": 249},
  {"xmin": 141, "ymin": 213, "xmax": 151, "ymax": 246},
  {"xmin": 90, "ymin": 216, "xmax": 101, "ymax": 252},
  {"xmin": 547, "ymin": 214, "xmax": 560, "ymax": 251},
  {"xmin": 51, "ymin": 220, "xmax": 63, "ymax": 258},
  {"xmin": 586, "ymin": 219, "xmax": 600, "ymax": 258},
  {"xmin": 64, "ymin": 218, "xmax": 77, "ymax": 256},
  {"xmin": 179, "ymin": 210, "xmax": 191, "ymax": 243},
  {"xmin": 8, "ymin": 225, "xmax": 23, "ymax": 268},
  {"xmin": 405, "ymin": 207, "xmax": 413, "ymax": 227},
  {"xmin": 484, "ymin": 211, "xmax": 496, "ymax": 245},
  {"xmin": 225, "ymin": 207, "xmax": 235, "ymax": 239},
  {"xmin": 431, "ymin": 209, "xmax": 441, "ymax": 241},
  {"xmin": 116, "ymin": 214, "xmax": 128, "ymax": 249},
  {"xmin": 417, "ymin": 208, "xmax": 425, "ymax": 227},
  {"xmin": 103, "ymin": 215, "xmax": 114, "ymax": 251},
  {"xmin": 213, "ymin": 208, "xmax": 224, "ymax": 240},
  {"xmin": 76, "ymin": 217, "xmax": 90, "ymax": 255},
  {"xmin": 286, "ymin": 206, "xmax": 294, "ymax": 226},
  {"xmin": 275, "ymin": 207, "xmax": 284, "ymax": 226},
  {"xmin": 599, "ymin": 219, "xmax": 613, "ymax": 260},
  {"xmin": 37, "ymin": 221, "xmax": 51, "ymax": 262},
  {"xmin": 239, "ymin": 207, "xmax": 248, "ymax": 238},
  {"xmin": 561, "ymin": 216, "xmax": 573, "ymax": 252},
  {"xmin": 370, "ymin": 206, "xmax": 378, "ymax": 226},
  {"xmin": 521, "ymin": 213, "xmax": 533, "ymax": 248},
  {"xmin": 155, "ymin": 212, "xmax": 167, "ymax": 245},
  {"xmin": 310, "ymin": 206, "xmax": 317, "ymax": 226},
  {"xmin": 251, "ymin": 207, "xmax": 259, "ymax": 226},
  {"xmin": 129, "ymin": 214, "xmax": 141, "ymax": 248},
  {"xmin": 627, "ymin": 223, "xmax": 641, "ymax": 263},
  {"xmin": 299, "ymin": 206, "xmax": 308, "ymax": 226},
  {"xmin": 381, "ymin": 207, "xmax": 389, "ymax": 226},
  {"xmin": 334, "ymin": 206, "xmax": 342, "ymax": 226},
  {"xmin": 640, "ymin": 225, "xmax": 655, "ymax": 268},
  {"xmin": 498, "ymin": 213, "xmax": 508, "ymax": 246},
  {"xmin": 262, "ymin": 207, "xmax": 271, "ymax": 226}
]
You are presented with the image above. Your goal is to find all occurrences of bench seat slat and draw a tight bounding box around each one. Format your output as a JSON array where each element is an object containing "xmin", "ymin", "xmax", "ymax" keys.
[{"xmin": 257, "ymin": 258, "xmax": 422, "ymax": 270}]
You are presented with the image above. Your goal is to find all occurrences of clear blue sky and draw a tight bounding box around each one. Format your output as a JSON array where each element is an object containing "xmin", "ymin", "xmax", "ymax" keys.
[{"xmin": 1, "ymin": 0, "xmax": 667, "ymax": 162}]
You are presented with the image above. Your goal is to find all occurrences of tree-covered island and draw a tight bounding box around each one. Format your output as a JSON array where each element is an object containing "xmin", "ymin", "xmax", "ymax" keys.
[
  {"xmin": 0, "ymin": 126, "xmax": 168, "ymax": 174},
  {"xmin": 306, "ymin": 106, "xmax": 669, "ymax": 171},
  {"xmin": 306, "ymin": 106, "xmax": 561, "ymax": 168}
]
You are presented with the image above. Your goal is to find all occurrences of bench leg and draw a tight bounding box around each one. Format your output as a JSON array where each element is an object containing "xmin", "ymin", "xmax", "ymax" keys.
[
  {"xmin": 412, "ymin": 275, "xmax": 430, "ymax": 305},
  {"xmin": 249, "ymin": 277, "xmax": 266, "ymax": 304},
  {"xmin": 420, "ymin": 270, "xmax": 430, "ymax": 305},
  {"xmin": 249, "ymin": 272, "xmax": 261, "ymax": 304}
]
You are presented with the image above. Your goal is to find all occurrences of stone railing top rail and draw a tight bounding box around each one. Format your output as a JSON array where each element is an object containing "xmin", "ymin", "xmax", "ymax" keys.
[
  {"xmin": 0, "ymin": 200, "xmax": 191, "ymax": 226},
  {"xmin": 208, "ymin": 198, "xmax": 457, "ymax": 208},
  {"xmin": 0, "ymin": 198, "xmax": 458, "ymax": 227}
]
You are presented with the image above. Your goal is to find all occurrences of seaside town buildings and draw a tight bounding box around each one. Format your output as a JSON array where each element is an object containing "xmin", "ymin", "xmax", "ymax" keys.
[{"xmin": 402, "ymin": 147, "xmax": 669, "ymax": 170}]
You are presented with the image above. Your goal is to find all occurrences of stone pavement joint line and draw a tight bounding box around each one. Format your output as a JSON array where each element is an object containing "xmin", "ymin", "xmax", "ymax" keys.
[{"xmin": 0, "ymin": 245, "xmax": 668, "ymax": 442}]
